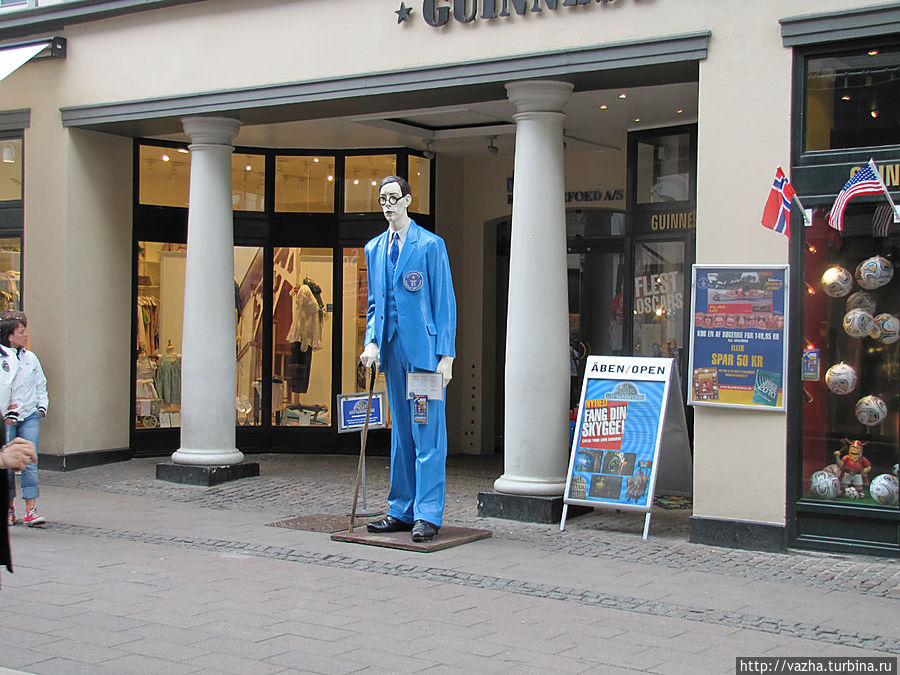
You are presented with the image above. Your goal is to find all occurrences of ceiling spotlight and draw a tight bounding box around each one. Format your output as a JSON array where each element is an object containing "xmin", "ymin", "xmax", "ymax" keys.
[
  {"xmin": 618, "ymin": 93, "xmax": 627, "ymax": 99},
  {"xmin": 161, "ymin": 154, "xmax": 170, "ymax": 162},
  {"xmin": 868, "ymin": 49, "xmax": 879, "ymax": 56},
  {"xmin": 599, "ymin": 104, "xmax": 608, "ymax": 110},
  {"xmin": 177, "ymin": 148, "xmax": 189, "ymax": 154},
  {"xmin": 487, "ymin": 136, "xmax": 499, "ymax": 155},
  {"xmin": 842, "ymin": 95, "xmax": 851, "ymax": 101},
  {"xmin": 423, "ymin": 140, "xmax": 436, "ymax": 160},
  {"xmin": 871, "ymin": 109, "xmax": 879, "ymax": 118},
  {"xmin": 676, "ymin": 109, "xmax": 684, "ymax": 115},
  {"xmin": 633, "ymin": 117, "xmax": 641, "ymax": 123}
]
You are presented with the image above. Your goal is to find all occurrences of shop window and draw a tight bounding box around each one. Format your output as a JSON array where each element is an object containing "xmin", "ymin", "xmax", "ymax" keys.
[
  {"xmin": 232, "ymin": 153, "xmax": 265, "ymax": 212},
  {"xmin": 138, "ymin": 145, "xmax": 266, "ymax": 210},
  {"xmin": 634, "ymin": 133, "xmax": 691, "ymax": 204},
  {"xmin": 273, "ymin": 247, "xmax": 332, "ymax": 427},
  {"xmin": 135, "ymin": 242, "xmax": 264, "ymax": 429},
  {"xmin": 800, "ymin": 206, "xmax": 898, "ymax": 508},
  {"xmin": 0, "ymin": 237, "xmax": 20, "ymax": 311},
  {"xmin": 274, "ymin": 155, "xmax": 335, "ymax": 212},
  {"xmin": 408, "ymin": 155, "xmax": 431, "ymax": 215},
  {"xmin": 138, "ymin": 145, "xmax": 191, "ymax": 208},
  {"xmin": 632, "ymin": 241, "xmax": 685, "ymax": 363},
  {"xmin": 344, "ymin": 155, "xmax": 396, "ymax": 213},
  {"xmin": 805, "ymin": 47, "xmax": 900, "ymax": 152},
  {"xmin": 341, "ymin": 246, "xmax": 391, "ymax": 421},
  {"xmin": 567, "ymin": 246, "xmax": 625, "ymax": 407},
  {"xmin": 0, "ymin": 138, "xmax": 22, "ymax": 202}
]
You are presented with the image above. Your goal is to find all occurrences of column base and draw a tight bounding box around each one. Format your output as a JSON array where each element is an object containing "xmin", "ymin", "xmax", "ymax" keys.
[
  {"xmin": 156, "ymin": 462, "xmax": 260, "ymax": 486},
  {"xmin": 477, "ymin": 491, "xmax": 591, "ymax": 524}
]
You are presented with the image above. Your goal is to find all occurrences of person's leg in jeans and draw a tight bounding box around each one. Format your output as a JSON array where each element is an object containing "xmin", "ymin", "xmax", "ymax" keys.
[{"xmin": 10, "ymin": 412, "xmax": 42, "ymax": 526}]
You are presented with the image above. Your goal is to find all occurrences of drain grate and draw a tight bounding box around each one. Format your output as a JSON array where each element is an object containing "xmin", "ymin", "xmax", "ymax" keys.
[{"xmin": 266, "ymin": 513, "xmax": 365, "ymax": 533}]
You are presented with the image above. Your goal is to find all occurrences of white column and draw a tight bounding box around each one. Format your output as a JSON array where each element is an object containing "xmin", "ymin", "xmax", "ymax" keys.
[
  {"xmin": 495, "ymin": 80, "xmax": 573, "ymax": 496},
  {"xmin": 172, "ymin": 116, "xmax": 244, "ymax": 466}
]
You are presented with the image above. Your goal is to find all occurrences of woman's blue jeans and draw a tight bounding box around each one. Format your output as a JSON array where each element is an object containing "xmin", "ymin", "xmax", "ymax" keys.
[{"xmin": 7, "ymin": 411, "xmax": 41, "ymax": 500}]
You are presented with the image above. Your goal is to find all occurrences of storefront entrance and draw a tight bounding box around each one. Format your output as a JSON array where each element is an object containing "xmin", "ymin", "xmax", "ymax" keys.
[
  {"xmin": 131, "ymin": 144, "xmax": 432, "ymax": 456},
  {"xmin": 493, "ymin": 124, "xmax": 697, "ymax": 451}
]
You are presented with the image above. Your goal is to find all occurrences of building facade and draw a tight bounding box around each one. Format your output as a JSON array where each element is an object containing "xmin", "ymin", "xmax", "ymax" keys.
[{"xmin": 0, "ymin": 0, "xmax": 897, "ymax": 555}]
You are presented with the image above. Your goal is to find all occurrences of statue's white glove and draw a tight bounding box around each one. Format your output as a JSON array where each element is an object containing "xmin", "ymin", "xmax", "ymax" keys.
[
  {"xmin": 359, "ymin": 343, "xmax": 381, "ymax": 370},
  {"xmin": 436, "ymin": 355, "xmax": 454, "ymax": 387}
]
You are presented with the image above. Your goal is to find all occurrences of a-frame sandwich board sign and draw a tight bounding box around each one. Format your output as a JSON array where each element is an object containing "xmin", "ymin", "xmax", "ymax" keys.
[{"xmin": 561, "ymin": 356, "xmax": 692, "ymax": 538}]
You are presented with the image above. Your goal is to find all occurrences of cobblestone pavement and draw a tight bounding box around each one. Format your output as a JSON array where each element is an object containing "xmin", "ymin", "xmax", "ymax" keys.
[
  {"xmin": 40, "ymin": 453, "xmax": 900, "ymax": 598},
  {"xmin": 0, "ymin": 453, "xmax": 893, "ymax": 673}
]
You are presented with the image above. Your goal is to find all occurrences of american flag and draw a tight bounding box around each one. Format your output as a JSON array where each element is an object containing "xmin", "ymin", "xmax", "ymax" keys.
[
  {"xmin": 872, "ymin": 203, "xmax": 895, "ymax": 238},
  {"xmin": 761, "ymin": 166, "xmax": 795, "ymax": 237},
  {"xmin": 829, "ymin": 160, "xmax": 886, "ymax": 232}
]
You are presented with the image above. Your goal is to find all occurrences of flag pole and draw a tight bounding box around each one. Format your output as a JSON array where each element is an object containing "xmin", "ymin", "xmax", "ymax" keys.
[
  {"xmin": 791, "ymin": 193, "xmax": 811, "ymax": 227},
  {"xmin": 868, "ymin": 158, "xmax": 900, "ymax": 223}
]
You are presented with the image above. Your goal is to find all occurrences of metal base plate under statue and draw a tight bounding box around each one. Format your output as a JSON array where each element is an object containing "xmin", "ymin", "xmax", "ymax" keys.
[
  {"xmin": 331, "ymin": 525, "xmax": 492, "ymax": 553},
  {"xmin": 156, "ymin": 462, "xmax": 260, "ymax": 486}
]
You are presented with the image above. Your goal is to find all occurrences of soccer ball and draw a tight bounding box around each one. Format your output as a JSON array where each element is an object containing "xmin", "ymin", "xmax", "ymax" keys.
[
  {"xmin": 845, "ymin": 291, "xmax": 876, "ymax": 314},
  {"xmin": 809, "ymin": 470, "xmax": 841, "ymax": 499},
  {"xmin": 893, "ymin": 464, "xmax": 899, "ymax": 477},
  {"xmin": 825, "ymin": 363, "xmax": 857, "ymax": 395},
  {"xmin": 821, "ymin": 266, "xmax": 853, "ymax": 297},
  {"xmin": 843, "ymin": 309, "xmax": 874, "ymax": 338},
  {"xmin": 855, "ymin": 395, "xmax": 888, "ymax": 426},
  {"xmin": 869, "ymin": 473, "xmax": 899, "ymax": 506},
  {"xmin": 855, "ymin": 255, "xmax": 894, "ymax": 290},
  {"xmin": 869, "ymin": 313, "xmax": 899, "ymax": 345},
  {"xmin": 843, "ymin": 486, "xmax": 861, "ymax": 499}
]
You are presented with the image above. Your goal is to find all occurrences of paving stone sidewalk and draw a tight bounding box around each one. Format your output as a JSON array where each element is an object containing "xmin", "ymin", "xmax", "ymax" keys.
[{"xmin": 0, "ymin": 453, "xmax": 895, "ymax": 674}]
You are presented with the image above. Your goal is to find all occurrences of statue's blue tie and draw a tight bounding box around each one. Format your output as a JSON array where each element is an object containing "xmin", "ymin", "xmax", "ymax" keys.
[{"xmin": 389, "ymin": 232, "xmax": 399, "ymax": 267}]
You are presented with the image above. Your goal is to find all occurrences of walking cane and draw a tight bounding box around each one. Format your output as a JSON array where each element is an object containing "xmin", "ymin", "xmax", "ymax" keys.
[{"xmin": 348, "ymin": 365, "xmax": 377, "ymax": 533}]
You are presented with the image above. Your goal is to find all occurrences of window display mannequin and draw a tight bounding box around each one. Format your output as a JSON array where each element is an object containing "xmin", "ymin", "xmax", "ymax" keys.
[
  {"xmin": 156, "ymin": 340, "xmax": 181, "ymax": 405},
  {"xmin": 359, "ymin": 175, "xmax": 456, "ymax": 543},
  {"xmin": 286, "ymin": 275, "xmax": 326, "ymax": 395}
]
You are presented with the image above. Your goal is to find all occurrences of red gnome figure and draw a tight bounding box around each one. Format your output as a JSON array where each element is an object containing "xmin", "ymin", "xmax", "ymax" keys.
[{"xmin": 833, "ymin": 439, "xmax": 871, "ymax": 498}]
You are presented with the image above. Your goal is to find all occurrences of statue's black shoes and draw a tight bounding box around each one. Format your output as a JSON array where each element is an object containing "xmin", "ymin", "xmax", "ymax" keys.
[
  {"xmin": 366, "ymin": 515, "xmax": 413, "ymax": 533},
  {"xmin": 411, "ymin": 519, "xmax": 440, "ymax": 542}
]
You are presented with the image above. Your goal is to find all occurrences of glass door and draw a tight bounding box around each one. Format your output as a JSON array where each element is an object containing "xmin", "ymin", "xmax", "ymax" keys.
[{"xmin": 272, "ymin": 247, "xmax": 333, "ymax": 428}]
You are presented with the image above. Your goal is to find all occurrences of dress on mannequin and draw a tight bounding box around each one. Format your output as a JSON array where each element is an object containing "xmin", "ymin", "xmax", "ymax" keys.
[
  {"xmin": 156, "ymin": 342, "xmax": 182, "ymax": 404},
  {"xmin": 286, "ymin": 277, "xmax": 325, "ymax": 394}
]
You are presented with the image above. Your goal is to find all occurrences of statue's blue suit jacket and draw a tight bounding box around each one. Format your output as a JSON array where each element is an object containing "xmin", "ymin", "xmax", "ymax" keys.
[{"xmin": 364, "ymin": 220, "xmax": 456, "ymax": 370}]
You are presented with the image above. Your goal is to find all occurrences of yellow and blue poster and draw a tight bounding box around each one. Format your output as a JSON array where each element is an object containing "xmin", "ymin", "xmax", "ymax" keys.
[{"xmin": 688, "ymin": 265, "xmax": 789, "ymax": 411}]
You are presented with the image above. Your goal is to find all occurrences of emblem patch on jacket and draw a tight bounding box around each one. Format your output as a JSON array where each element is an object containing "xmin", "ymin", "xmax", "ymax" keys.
[
  {"xmin": 404, "ymin": 271, "xmax": 424, "ymax": 292},
  {"xmin": 1, "ymin": 360, "xmax": 8, "ymax": 372}
]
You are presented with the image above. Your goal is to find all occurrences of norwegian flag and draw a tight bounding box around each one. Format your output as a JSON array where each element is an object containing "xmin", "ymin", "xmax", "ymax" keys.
[
  {"xmin": 872, "ymin": 203, "xmax": 894, "ymax": 238},
  {"xmin": 761, "ymin": 166, "xmax": 795, "ymax": 237},
  {"xmin": 829, "ymin": 160, "xmax": 886, "ymax": 232}
]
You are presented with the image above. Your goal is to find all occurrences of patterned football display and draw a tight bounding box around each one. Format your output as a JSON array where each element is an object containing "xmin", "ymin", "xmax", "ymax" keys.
[
  {"xmin": 843, "ymin": 308, "xmax": 874, "ymax": 338},
  {"xmin": 855, "ymin": 255, "xmax": 894, "ymax": 290},
  {"xmin": 843, "ymin": 486, "xmax": 861, "ymax": 499},
  {"xmin": 809, "ymin": 470, "xmax": 841, "ymax": 499},
  {"xmin": 821, "ymin": 266, "xmax": 853, "ymax": 297},
  {"xmin": 824, "ymin": 363, "xmax": 857, "ymax": 395},
  {"xmin": 809, "ymin": 471, "xmax": 841, "ymax": 499},
  {"xmin": 869, "ymin": 473, "xmax": 899, "ymax": 506},
  {"xmin": 855, "ymin": 395, "xmax": 888, "ymax": 426},
  {"xmin": 868, "ymin": 313, "xmax": 899, "ymax": 345},
  {"xmin": 845, "ymin": 291, "xmax": 876, "ymax": 314}
]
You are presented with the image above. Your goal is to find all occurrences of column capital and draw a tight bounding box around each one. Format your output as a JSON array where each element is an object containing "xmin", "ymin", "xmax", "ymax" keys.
[
  {"xmin": 181, "ymin": 116, "xmax": 241, "ymax": 146},
  {"xmin": 505, "ymin": 80, "xmax": 574, "ymax": 114}
]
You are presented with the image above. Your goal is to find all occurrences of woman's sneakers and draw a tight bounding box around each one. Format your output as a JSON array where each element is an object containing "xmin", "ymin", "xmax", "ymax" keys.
[{"xmin": 23, "ymin": 507, "xmax": 45, "ymax": 527}]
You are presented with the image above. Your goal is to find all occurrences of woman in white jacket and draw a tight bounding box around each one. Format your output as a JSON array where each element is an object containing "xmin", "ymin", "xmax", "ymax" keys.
[{"xmin": 2, "ymin": 312, "xmax": 48, "ymax": 527}]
